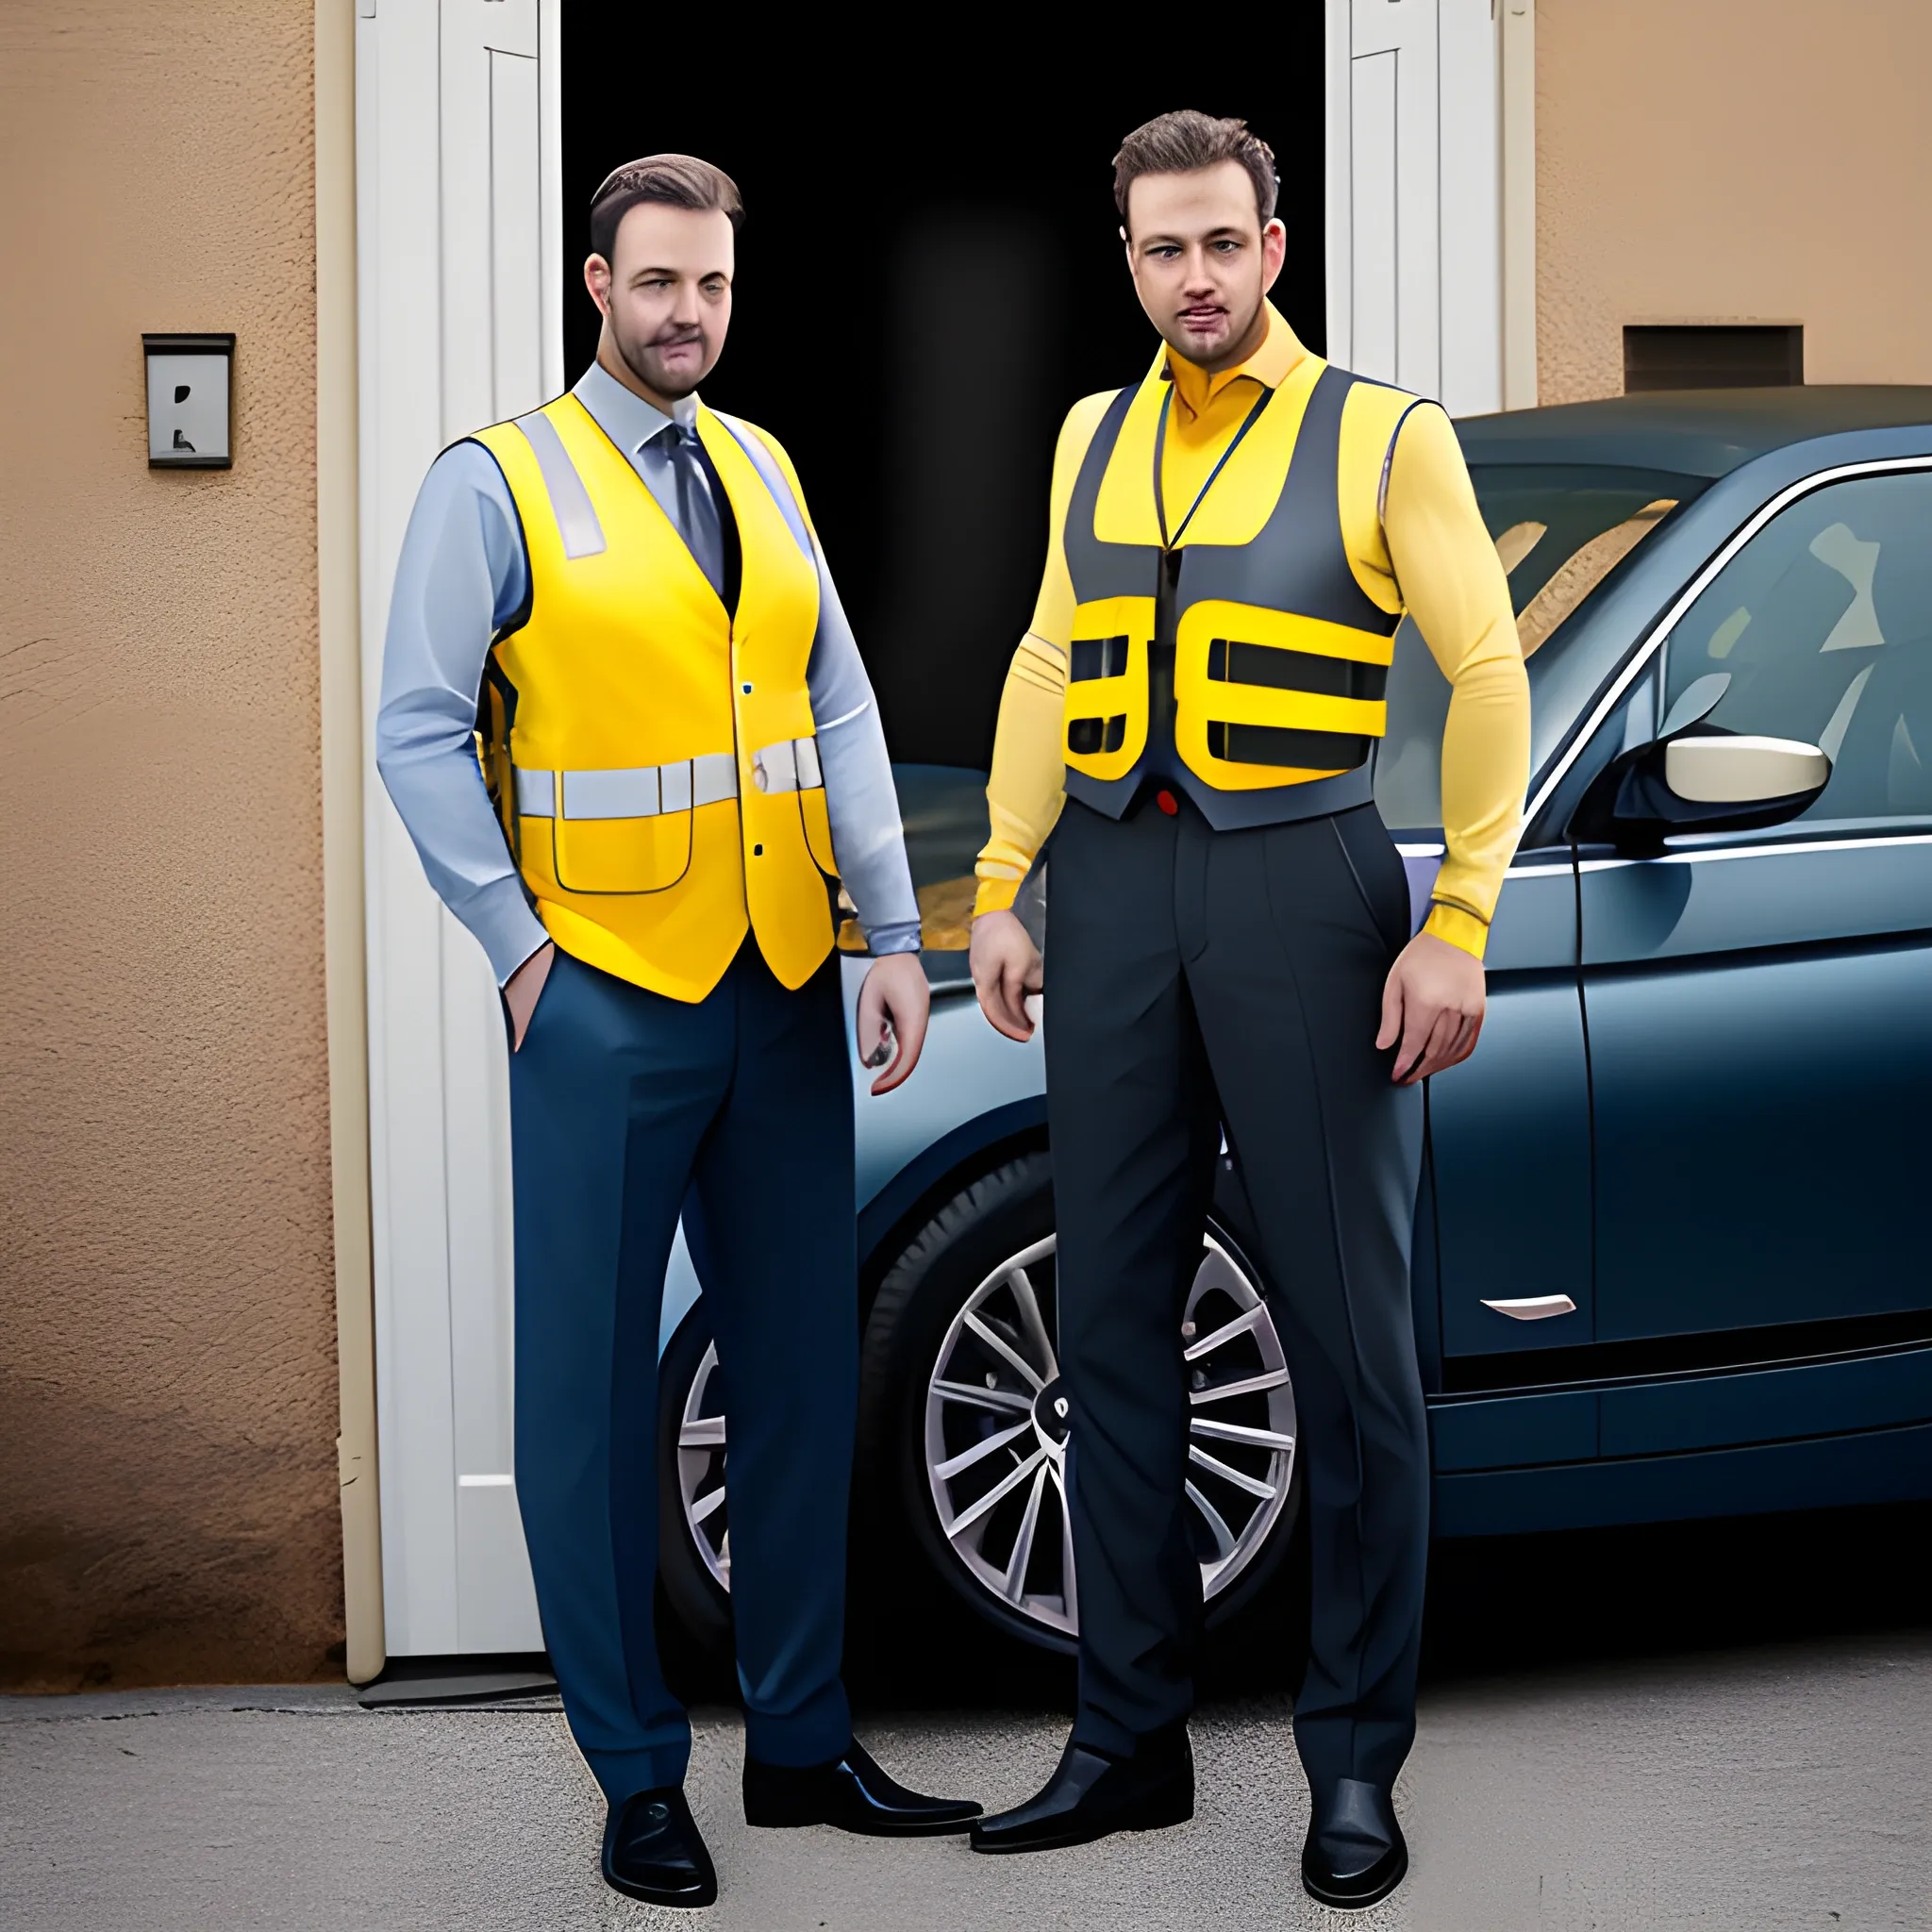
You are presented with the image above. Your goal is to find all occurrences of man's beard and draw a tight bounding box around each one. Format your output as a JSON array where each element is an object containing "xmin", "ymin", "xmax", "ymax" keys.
[{"xmin": 615, "ymin": 321, "xmax": 708, "ymax": 401}]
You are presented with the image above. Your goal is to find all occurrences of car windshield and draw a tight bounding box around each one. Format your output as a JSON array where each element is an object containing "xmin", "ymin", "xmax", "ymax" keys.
[{"xmin": 1376, "ymin": 463, "xmax": 1708, "ymax": 833}]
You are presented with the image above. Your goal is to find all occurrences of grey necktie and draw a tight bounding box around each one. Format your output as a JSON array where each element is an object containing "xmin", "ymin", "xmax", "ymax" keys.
[{"xmin": 655, "ymin": 422, "xmax": 725, "ymax": 599}]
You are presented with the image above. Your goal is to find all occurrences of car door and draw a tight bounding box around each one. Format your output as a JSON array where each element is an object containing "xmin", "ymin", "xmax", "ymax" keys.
[
  {"xmin": 1578, "ymin": 461, "xmax": 1932, "ymax": 1347},
  {"xmin": 1374, "ymin": 458, "xmax": 1709, "ymax": 1386},
  {"xmin": 1375, "ymin": 602, "xmax": 1592, "ymax": 1389}
]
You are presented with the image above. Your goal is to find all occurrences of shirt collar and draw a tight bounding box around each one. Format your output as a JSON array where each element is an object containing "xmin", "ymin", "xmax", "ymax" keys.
[
  {"xmin": 1164, "ymin": 300, "xmax": 1307, "ymax": 422},
  {"xmin": 573, "ymin": 357, "xmax": 701, "ymax": 454}
]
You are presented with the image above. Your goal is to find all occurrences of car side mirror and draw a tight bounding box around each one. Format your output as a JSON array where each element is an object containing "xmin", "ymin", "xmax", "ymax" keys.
[{"xmin": 1566, "ymin": 726, "xmax": 1830, "ymax": 854}]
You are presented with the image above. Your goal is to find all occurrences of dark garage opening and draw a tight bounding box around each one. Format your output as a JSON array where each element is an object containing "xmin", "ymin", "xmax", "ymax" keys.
[{"xmin": 560, "ymin": 49, "xmax": 1325, "ymax": 770}]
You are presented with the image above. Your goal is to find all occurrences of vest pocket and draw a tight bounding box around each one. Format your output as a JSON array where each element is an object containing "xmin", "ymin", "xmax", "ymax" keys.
[{"xmin": 549, "ymin": 808, "xmax": 693, "ymax": 895}]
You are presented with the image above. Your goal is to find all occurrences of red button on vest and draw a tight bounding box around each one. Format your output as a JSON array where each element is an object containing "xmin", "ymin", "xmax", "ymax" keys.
[{"xmin": 1156, "ymin": 789, "xmax": 1179, "ymax": 816}]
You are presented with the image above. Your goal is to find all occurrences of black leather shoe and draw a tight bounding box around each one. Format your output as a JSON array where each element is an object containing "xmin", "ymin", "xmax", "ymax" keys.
[
  {"xmin": 601, "ymin": 1786, "xmax": 717, "ymax": 1909},
  {"xmin": 970, "ymin": 1724, "xmax": 1193, "ymax": 1855},
  {"xmin": 743, "ymin": 1738, "xmax": 981, "ymax": 1837},
  {"xmin": 1301, "ymin": 1778, "xmax": 1407, "ymax": 1910}
]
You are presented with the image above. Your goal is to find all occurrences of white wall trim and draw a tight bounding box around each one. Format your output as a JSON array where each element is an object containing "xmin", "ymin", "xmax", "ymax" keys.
[
  {"xmin": 1499, "ymin": 0, "xmax": 1538, "ymax": 408},
  {"xmin": 1324, "ymin": 0, "xmax": 1356, "ymax": 377},
  {"xmin": 319, "ymin": 0, "xmax": 384, "ymax": 1688}
]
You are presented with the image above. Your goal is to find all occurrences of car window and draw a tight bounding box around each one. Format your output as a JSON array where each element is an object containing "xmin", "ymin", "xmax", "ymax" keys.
[
  {"xmin": 838, "ymin": 763, "xmax": 989, "ymax": 956},
  {"xmin": 1662, "ymin": 470, "xmax": 1932, "ymax": 826},
  {"xmin": 1377, "ymin": 463, "xmax": 1705, "ymax": 833}
]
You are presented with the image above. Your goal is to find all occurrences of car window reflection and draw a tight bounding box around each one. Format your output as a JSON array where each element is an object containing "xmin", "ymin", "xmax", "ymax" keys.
[
  {"xmin": 1662, "ymin": 471, "xmax": 1932, "ymax": 825},
  {"xmin": 1513, "ymin": 498, "xmax": 1678, "ymax": 657},
  {"xmin": 840, "ymin": 763, "xmax": 991, "ymax": 959},
  {"xmin": 1378, "ymin": 465, "xmax": 1704, "ymax": 833}
]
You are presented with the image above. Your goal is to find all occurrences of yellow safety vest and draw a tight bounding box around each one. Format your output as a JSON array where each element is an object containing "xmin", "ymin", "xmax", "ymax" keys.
[
  {"xmin": 1061, "ymin": 355, "xmax": 1412, "ymax": 828},
  {"xmin": 470, "ymin": 393, "xmax": 839, "ymax": 1003}
]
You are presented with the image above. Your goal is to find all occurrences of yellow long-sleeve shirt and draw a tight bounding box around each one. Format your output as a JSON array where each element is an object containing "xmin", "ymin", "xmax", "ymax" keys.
[{"xmin": 974, "ymin": 305, "xmax": 1530, "ymax": 959}]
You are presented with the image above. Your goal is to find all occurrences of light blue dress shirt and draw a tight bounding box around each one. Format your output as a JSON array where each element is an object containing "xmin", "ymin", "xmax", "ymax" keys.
[{"xmin": 376, "ymin": 361, "xmax": 923, "ymax": 984}]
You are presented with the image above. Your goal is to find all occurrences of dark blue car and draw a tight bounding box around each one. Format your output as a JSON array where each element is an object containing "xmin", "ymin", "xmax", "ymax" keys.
[{"xmin": 659, "ymin": 386, "xmax": 1932, "ymax": 1657}]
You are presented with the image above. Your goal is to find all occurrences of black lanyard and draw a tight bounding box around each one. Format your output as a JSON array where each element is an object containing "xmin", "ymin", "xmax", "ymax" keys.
[{"xmin": 1152, "ymin": 382, "xmax": 1274, "ymax": 549}]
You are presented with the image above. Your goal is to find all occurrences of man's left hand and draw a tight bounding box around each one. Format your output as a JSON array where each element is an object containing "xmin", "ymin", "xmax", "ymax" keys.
[
  {"xmin": 1377, "ymin": 931, "xmax": 1486, "ymax": 1085},
  {"xmin": 856, "ymin": 952, "xmax": 930, "ymax": 1095}
]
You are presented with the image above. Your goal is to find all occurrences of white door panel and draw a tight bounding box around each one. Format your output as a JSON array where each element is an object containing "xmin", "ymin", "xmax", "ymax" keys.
[
  {"xmin": 1327, "ymin": 0, "xmax": 1501, "ymax": 417},
  {"xmin": 489, "ymin": 48, "xmax": 544, "ymax": 419},
  {"xmin": 358, "ymin": 0, "xmax": 561, "ymax": 1659}
]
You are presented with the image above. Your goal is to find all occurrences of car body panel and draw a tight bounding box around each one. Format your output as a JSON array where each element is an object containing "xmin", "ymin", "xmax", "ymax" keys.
[
  {"xmin": 1455, "ymin": 387, "xmax": 1932, "ymax": 477},
  {"xmin": 1429, "ymin": 1343, "xmax": 1932, "ymax": 1476},
  {"xmin": 1597, "ymin": 1344, "xmax": 1932, "ymax": 1458},
  {"xmin": 1426, "ymin": 876, "xmax": 1591, "ymax": 1358},
  {"xmin": 844, "ymin": 970, "xmax": 1046, "ymax": 1245},
  {"xmin": 1431, "ymin": 1389, "xmax": 1599, "ymax": 1472},
  {"xmin": 1586, "ymin": 908, "xmax": 1932, "ymax": 1340},
  {"xmin": 1436, "ymin": 1418, "xmax": 1932, "ymax": 1538}
]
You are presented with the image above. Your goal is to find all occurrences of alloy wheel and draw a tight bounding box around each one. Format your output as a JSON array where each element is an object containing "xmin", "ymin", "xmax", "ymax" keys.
[
  {"xmin": 675, "ymin": 1342, "xmax": 731, "ymax": 1592},
  {"xmin": 673, "ymin": 1231, "xmax": 1298, "ymax": 1641},
  {"xmin": 920, "ymin": 1231, "xmax": 1297, "ymax": 1639}
]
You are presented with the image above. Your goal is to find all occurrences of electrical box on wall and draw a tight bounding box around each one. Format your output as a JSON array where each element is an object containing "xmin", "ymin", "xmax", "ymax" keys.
[{"xmin": 143, "ymin": 332, "xmax": 235, "ymax": 469}]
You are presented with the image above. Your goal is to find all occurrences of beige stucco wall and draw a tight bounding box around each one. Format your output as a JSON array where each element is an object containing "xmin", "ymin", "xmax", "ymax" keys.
[
  {"xmin": 0, "ymin": 2, "xmax": 342, "ymax": 1689},
  {"xmin": 1536, "ymin": 0, "xmax": 1932, "ymax": 403}
]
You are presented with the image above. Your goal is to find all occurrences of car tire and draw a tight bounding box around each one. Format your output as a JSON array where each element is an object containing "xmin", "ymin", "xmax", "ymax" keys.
[{"xmin": 857, "ymin": 1152, "xmax": 1307, "ymax": 1657}]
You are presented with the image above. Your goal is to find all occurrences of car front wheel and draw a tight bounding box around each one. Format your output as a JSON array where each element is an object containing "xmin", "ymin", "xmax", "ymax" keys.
[
  {"xmin": 857, "ymin": 1153, "xmax": 1302, "ymax": 1653},
  {"xmin": 658, "ymin": 1152, "xmax": 1305, "ymax": 1660}
]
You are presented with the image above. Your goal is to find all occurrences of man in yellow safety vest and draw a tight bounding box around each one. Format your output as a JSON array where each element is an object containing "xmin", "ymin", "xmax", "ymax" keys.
[
  {"xmin": 965, "ymin": 111, "xmax": 1530, "ymax": 1910},
  {"xmin": 377, "ymin": 154, "xmax": 979, "ymax": 1908}
]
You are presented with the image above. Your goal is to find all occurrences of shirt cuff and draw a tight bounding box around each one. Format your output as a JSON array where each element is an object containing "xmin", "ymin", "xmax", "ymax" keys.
[
  {"xmin": 460, "ymin": 874, "xmax": 551, "ymax": 986},
  {"xmin": 863, "ymin": 919, "xmax": 924, "ymax": 958},
  {"xmin": 1423, "ymin": 900, "xmax": 1490, "ymax": 960},
  {"xmin": 973, "ymin": 876, "xmax": 1022, "ymax": 918}
]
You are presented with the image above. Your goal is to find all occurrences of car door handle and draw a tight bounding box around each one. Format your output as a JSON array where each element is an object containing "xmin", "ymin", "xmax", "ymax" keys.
[{"xmin": 1481, "ymin": 1294, "xmax": 1579, "ymax": 1321}]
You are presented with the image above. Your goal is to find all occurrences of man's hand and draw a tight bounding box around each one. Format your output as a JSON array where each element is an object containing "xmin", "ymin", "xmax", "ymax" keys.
[
  {"xmin": 857, "ymin": 952, "xmax": 930, "ymax": 1095},
  {"xmin": 1377, "ymin": 931, "xmax": 1486, "ymax": 1085},
  {"xmin": 504, "ymin": 940, "xmax": 556, "ymax": 1053},
  {"xmin": 969, "ymin": 908, "xmax": 1043, "ymax": 1042}
]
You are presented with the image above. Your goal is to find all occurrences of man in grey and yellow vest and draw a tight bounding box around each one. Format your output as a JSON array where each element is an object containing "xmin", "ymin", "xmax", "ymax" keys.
[
  {"xmin": 966, "ymin": 114, "xmax": 1530, "ymax": 1907},
  {"xmin": 376, "ymin": 156, "xmax": 978, "ymax": 1908}
]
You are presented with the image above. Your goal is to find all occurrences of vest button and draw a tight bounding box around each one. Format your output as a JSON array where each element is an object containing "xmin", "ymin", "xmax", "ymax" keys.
[
  {"xmin": 741, "ymin": 682, "xmax": 753, "ymax": 693},
  {"xmin": 753, "ymin": 843, "xmax": 764, "ymax": 856},
  {"xmin": 1156, "ymin": 789, "xmax": 1179, "ymax": 816}
]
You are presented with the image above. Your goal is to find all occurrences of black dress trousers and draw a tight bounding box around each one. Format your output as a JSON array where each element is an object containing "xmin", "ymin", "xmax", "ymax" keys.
[{"xmin": 1044, "ymin": 793, "xmax": 1427, "ymax": 1802}]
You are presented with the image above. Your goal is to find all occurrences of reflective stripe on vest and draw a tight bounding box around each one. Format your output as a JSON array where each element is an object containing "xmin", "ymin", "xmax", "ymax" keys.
[
  {"xmin": 472, "ymin": 394, "xmax": 839, "ymax": 1003},
  {"xmin": 510, "ymin": 737, "xmax": 822, "ymax": 820},
  {"xmin": 1060, "ymin": 358, "xmax": 1404, "ymax": 828}
]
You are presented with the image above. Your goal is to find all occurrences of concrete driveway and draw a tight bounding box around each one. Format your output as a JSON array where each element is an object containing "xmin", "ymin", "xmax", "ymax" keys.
[{"xmin": 5, "ymin": 1506, "xmax": 1929, "ymax": 1930}]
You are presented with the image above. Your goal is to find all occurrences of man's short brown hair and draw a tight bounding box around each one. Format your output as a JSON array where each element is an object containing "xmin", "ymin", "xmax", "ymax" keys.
[
  {"xmin": 1113, "ymin": 110, "xmax": 1278, "ymax": 232},
  {"xmin": 590, "ymin": 154, "xmax": 744, "ymax": 265}
]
